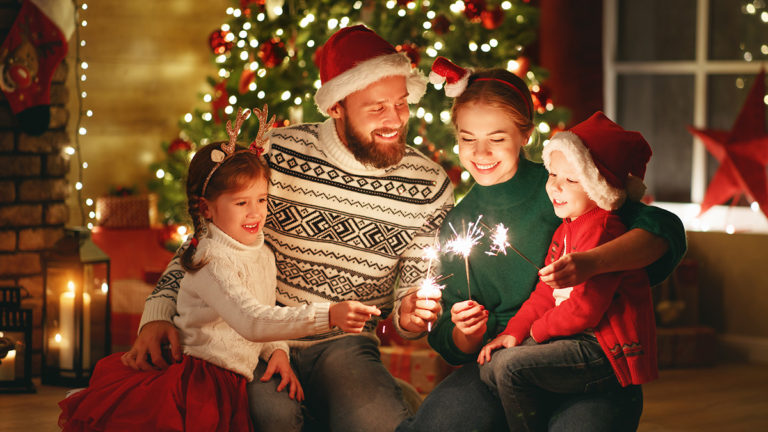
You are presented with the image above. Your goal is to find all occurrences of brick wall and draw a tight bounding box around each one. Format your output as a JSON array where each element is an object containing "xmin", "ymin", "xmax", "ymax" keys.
[{"xmin": 0, "ymin": 1, "xmax": 71, "ymax": 374}]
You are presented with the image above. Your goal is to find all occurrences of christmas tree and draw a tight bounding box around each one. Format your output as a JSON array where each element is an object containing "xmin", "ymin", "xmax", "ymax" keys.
[{"xmin": 149, "ymin": 0, "xmax": 570, "ymax": 225}]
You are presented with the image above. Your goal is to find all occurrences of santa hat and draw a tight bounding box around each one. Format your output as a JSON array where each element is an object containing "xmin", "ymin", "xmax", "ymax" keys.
[
  {"xmin": 313, "ymin": 25, "xmax": 427, "ymax": 114},
  {"xmin": 542, "ymin": 112, "xmax": 652, "ymax": 210}
]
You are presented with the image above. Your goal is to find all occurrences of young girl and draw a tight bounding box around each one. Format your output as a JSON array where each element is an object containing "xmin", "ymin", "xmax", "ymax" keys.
[
  {"xmin": 58, "ymin": 108, "xmax": 380, "ymax": 432},
  {"xmin": 397, "ymin": 59, "xmax": 685, "ymax": 432},
  {"xmin": 477, "ymin": 112, "xmax": 659, "ymax": 431}
]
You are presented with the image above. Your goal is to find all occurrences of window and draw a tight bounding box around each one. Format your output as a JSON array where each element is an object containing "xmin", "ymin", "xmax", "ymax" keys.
[{"xmin": 603, "ymin": 0, "xmax": 768, "ymax": 232}]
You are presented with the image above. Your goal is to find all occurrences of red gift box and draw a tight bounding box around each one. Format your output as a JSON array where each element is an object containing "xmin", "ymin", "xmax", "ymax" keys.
[
  {"xmin": 380, "ymin": 345, "xmax": 454, "ymax": 394},
  {"xmin": 96, "ymin": 194, "xmax": 158, "ymax": 228}
]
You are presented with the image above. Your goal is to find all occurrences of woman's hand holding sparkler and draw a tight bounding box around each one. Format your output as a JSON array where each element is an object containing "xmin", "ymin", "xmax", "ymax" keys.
[
  {"xmin": 477, "ymin": 334, "xmax": 518, "ymax": 365},
  {"xmin": 450, "ymin": 300, "xmax": 489, "ymax": 354}
]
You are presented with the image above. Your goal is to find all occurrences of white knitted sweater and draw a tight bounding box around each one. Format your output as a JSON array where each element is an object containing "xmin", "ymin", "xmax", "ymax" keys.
[
  {"xmin": 174, "ymin": 223, "xmax": 330, "ymax": 380},
  {"xmin": 142, "ymin": 119, "xmax": 454, "ymax": 346}
]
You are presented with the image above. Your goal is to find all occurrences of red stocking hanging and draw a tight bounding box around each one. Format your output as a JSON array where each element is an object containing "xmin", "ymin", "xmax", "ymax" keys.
[{"xmin": 0, "ymin": 0, "xmax": 74, "ymax": 136}]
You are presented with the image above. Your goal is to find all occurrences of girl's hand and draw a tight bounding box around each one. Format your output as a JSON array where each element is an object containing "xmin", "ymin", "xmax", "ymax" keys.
[
  {"xmin": 451, "ymin": 300, "xmax": 488, "ymax": 338},
  {"xmin": 329, "ymin": 301, "xmax": 381, "ymax": 333},
  {"xmin": 477, "ymin": 334, "xmax": 518, "ymax": 365},
  {"xmin": 538, "ymin": 251, "xmax": 598, "ymax": 289},
  {"xmin": 261, "ymin": 350, "xmax": 303, "ymax": 401}
]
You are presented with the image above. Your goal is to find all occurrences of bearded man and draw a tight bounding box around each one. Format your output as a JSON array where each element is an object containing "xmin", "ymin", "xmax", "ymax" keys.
[{"xmin": 123, "ymin": 25, "xmax": 454, "ymax": 432}]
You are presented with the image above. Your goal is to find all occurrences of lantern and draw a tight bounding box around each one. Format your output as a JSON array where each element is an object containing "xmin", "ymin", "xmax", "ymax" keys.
[
  {"xmin": 42, "ymin": 228, "xmax": 111, "ymax": 386},
  {"xmin": 0, "ymin": 286, "xmax": 34, "ymax": 393}
]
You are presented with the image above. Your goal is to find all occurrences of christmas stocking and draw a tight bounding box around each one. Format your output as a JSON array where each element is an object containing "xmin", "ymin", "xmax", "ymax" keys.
[{"xmin": 0, "ymin": 0, "xmax": 74, "ymax": 136}]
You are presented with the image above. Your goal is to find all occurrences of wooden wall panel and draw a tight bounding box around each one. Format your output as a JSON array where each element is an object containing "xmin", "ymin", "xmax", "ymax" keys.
[{"xmin": 65, "ymin": 0, "xmax": 229, "ymax": 225}]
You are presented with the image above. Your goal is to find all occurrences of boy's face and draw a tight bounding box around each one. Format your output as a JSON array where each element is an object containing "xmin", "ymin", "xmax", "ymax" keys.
[
  {"xmin": 545, "ymin": 150, "xmax": 597, "ymax": 220},
  {"xmin": 202, "ymin": 176, "xmax": 269, "ymax": 245},
  {"xmin": 455, "ymin": 103, "xmax": 530, "ymax": 186},
  {"xmin": 329, "ymin": 75, "xmax": 410, "ymax": 168}
]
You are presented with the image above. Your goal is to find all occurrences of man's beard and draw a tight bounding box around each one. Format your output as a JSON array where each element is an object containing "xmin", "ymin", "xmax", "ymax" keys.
[{"xmin": 343, "ymin": 114, "xmax": 407, "ymax": 169}]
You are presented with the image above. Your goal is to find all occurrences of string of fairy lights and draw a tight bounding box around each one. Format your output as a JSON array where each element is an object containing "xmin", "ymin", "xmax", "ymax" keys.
[{"xmin": 63, "ymin": 1, "xmax": 94, "ymax": 229}]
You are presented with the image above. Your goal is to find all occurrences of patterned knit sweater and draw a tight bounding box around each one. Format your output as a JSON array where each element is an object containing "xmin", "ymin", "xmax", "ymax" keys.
[
  {"xmin": 175, "ymin": 224, "xmax": 331, "ymax": 381},
  {"xmin": 141, "ymin": 119, "xmax": 455, "ymax": 346}
]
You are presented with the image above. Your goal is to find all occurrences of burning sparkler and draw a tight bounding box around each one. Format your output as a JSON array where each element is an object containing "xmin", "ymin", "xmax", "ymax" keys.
[
  {"xmin": 445, "ymin": 216, "xmax": 485, "ymax": 299},
  {"xmin": 482, "ymin": 222, "xmax": 540, "ymax": 270}
]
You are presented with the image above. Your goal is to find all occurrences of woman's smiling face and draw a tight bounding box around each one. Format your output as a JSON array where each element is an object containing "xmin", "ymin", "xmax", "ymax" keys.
[{"xmin": 455, "ymin": 102, "xmax": 531, "ymax": 186}]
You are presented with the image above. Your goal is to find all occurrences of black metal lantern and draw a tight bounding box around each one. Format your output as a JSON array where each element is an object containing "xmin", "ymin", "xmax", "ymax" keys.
[
  {"xmin": 0, "ymin": 286, "xmax": 34, "ymax": 393},
  {"xmin": 42, "ymin": 228, "xmax": 111, "ymax": 387}
]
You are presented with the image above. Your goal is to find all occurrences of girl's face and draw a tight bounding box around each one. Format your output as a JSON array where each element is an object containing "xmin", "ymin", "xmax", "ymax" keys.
[
  {"xmin": 545, "ymin": 150, "xmax": 596, "ymax": 220},
  {"xmin": 202, "ymin": 176, "xmax": 269, "ymax": 245},
  {"xmin": 455, "ymin": 103, "xmax": 531, "ymax": 186}
]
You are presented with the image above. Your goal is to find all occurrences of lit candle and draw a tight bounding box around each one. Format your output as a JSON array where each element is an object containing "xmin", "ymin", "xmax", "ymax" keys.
[
  {"xmin": 0, "ymin": 349, "xmax": 15, "ymax": 380},
  {"xmin": 59, "ymin": 281, "xmax": 91, "ymax": 370}
]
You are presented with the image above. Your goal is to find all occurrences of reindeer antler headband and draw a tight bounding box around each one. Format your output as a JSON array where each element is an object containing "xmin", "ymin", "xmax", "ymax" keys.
[
  {"xmin": 201, "ymin": 105, "xmax": 276, "ymax": 196},
  {"xmin": 429, "ymin": 56, "xmax": 533, "ymax": 120}
]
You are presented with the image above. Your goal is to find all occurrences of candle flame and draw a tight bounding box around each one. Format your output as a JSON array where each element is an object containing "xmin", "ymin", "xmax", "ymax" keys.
[
  {"xmin": 54, "ymin": 333, "xmax": 62, "ymax": 343},
  {"xmin": 67, "ymin": 281, "xmax": 75, "ymax": 293}
]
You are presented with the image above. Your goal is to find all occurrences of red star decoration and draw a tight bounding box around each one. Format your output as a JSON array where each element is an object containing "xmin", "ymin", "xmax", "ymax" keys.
[{"xmin": 688, "ymin": 69, "xmax": 768, "ymax": 220}]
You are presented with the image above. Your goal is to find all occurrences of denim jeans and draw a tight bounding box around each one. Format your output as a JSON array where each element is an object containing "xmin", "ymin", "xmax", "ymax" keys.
[
  {"xmin": 398, "ymin": 335, "xmax": 642, "ymax": 432},
  {"xmin": 247, "ymin": 335, "xmax": 411, "ymax": 432},
  {"xmin": 479, "ymin": 334, "xmax": 637, "ymax": 432}
]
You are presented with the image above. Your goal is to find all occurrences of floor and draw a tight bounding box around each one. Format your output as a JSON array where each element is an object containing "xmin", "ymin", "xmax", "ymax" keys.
[{"xmin": 1, "ymin": 362, "xmax": 766, "ymax": 431}]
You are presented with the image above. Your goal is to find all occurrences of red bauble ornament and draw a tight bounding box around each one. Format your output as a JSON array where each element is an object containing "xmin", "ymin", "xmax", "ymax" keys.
[
  {"xmin": 446, "ymin": 166, "xmax": 463, "ymax": 186},
  {"xmin": 396, "ymin": 0, "xmax": 413, "ymax": 6},
  {"xmin": 531, "ymin": 84, "xmax": 551, "ymax": 114},
  {"xmin": 463, "ymin": 0, "xmax": 486, "ymax": 22},
  {"xmin": 168, "ymin": 138, "xmax": 192, "ymax": 154},
  {"xmin": 258, "ymin": 38, "xmax": 287, "ymax": 68},
  {"xmin": 481, "ymin": 7, "xmax": 505, "ymax": 30},
  {"xmin": 211, "ymin": 80, "xmax": 229, "ymax": 124},
  {"xmin": 238, "ymin": 68, "xmax": 256, "ymax": 94},
  {"xmin": 432, "ymin": 14, "xmax": 451, "ymax": 35},
  {"xmin": 208, "ymin": 29, "xmax": 233, "ymax": 55},
  {"xmin": 396, "ymin": 43, "xmax": 420, "ymax": 68}
]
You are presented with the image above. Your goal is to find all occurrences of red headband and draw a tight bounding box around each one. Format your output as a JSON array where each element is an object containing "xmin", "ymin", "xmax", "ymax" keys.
[{"xmin": 472, "ymin": 77, "xmax": 533, "ymax": 120}]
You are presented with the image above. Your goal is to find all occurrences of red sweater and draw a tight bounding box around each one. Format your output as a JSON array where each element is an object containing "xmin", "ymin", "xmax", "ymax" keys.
[{"xmin": 501, "ymin": 207, "xmax": 658, "ymax": 387}]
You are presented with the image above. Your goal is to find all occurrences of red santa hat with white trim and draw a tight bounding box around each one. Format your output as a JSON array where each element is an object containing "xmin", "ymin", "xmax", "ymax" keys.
[
  {"xmin": 313, "ymin": 25, "xmax": 427, "ymax": 115},
  {"xmin": 542, "ymin": 111, "xmax": 652, "ymax": 211}
]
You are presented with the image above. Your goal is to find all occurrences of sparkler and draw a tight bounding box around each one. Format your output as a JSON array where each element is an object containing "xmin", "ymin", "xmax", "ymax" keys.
[
  {"xmin": 445, "ymin": 216, "xmax": 485, "ymax": 299},
  {"xmin": 417, "ymin": 275, "xmax": 445, "ymax": 331},
  {"xmin": 482, "ymin": 222, "xmax": 540, "ymax": 270}
]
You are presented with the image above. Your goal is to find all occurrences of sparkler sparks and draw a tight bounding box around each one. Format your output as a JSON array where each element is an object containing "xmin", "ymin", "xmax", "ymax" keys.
[{"xmin": 445, "ymin": 216, "xmax": 485, "ymax": 299}]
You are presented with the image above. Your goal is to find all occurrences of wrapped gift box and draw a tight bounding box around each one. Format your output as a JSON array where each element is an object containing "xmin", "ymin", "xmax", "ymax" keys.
[
  {"xmin": 380, "ymin": 345, "xmax": 454, "ymax": 394},
  {"xmin": 96, "ymin": 194, "xmax": 158, "ymax": 228}
]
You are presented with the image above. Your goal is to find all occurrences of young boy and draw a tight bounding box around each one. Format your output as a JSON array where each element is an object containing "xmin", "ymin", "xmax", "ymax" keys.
[{"xmin": 477, "ymin": 112, "xmax": 658, "ymax": 431}]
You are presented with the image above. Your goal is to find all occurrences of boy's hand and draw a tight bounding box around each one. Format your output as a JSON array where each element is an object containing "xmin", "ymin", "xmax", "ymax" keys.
[
  {"xmin": 329, "ymin": 301, "xmax": 381, "ymax": 333},
  {"xmin": 261, "ymin": 350, "xmax": 303, "ymax": 401},
  {"xmin": 477, "ymin": 334, "xmax": 518, "ymax": 365},
  {"xmin": 538, "ymin": 251, "xmax": 597, "ymax": 289}
]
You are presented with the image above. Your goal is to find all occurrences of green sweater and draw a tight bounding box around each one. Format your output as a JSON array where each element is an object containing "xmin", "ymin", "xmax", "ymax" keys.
[{"xmin": 428, "ymin": 158, "xmax": 686, "ymax": 365}]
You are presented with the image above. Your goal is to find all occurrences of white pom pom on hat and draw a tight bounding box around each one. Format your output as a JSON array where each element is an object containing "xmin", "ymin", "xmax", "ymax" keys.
[
  {"xmin": 313, "ymin": 25, "xmax": 427, "ymax": 115},
  {"xmin": 542, "ymin": 111, "xmax": 652, "ymax": 211}
]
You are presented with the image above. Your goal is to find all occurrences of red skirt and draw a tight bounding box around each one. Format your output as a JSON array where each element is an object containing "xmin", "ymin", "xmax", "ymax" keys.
[{"xmin": 58, "ymin": 353, "xmax": 254, "ymax": 432}]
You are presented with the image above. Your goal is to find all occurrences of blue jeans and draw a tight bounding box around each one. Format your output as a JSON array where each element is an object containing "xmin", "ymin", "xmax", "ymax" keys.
[
  {"xmin": 247, "ymin": 335, "xmax": 411, "ymax": 432},
  {"xmin": 479, "ymin": 334, "xmax": 640, "ymax": 432},
  {"xmin": 398, "ymin": 336, "xmax": 642, "ymax": 432}
]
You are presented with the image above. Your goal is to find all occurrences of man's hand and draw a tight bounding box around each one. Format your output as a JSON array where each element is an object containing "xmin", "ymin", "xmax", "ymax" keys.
[
  {"xmin": 329, "ymin": 301, "xmax": 381, "ymax": 333},
  {"xmin": 120, "ymin": 321, "xmax": 182, "ymax": 371},
  {"xmin": 398, "ymin": 288, "xmax": 442, "ymax": 333},
  {"xmin": 261, "ymin": 350, "xmax": 303, "ymax": 402},
  {"xmin": 538, "ymin": 251, "xmax": 597, "ymax": 289},
  {"xmin": 477, "ymin": 334, "xmax": 517, "ymax": 365}
]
